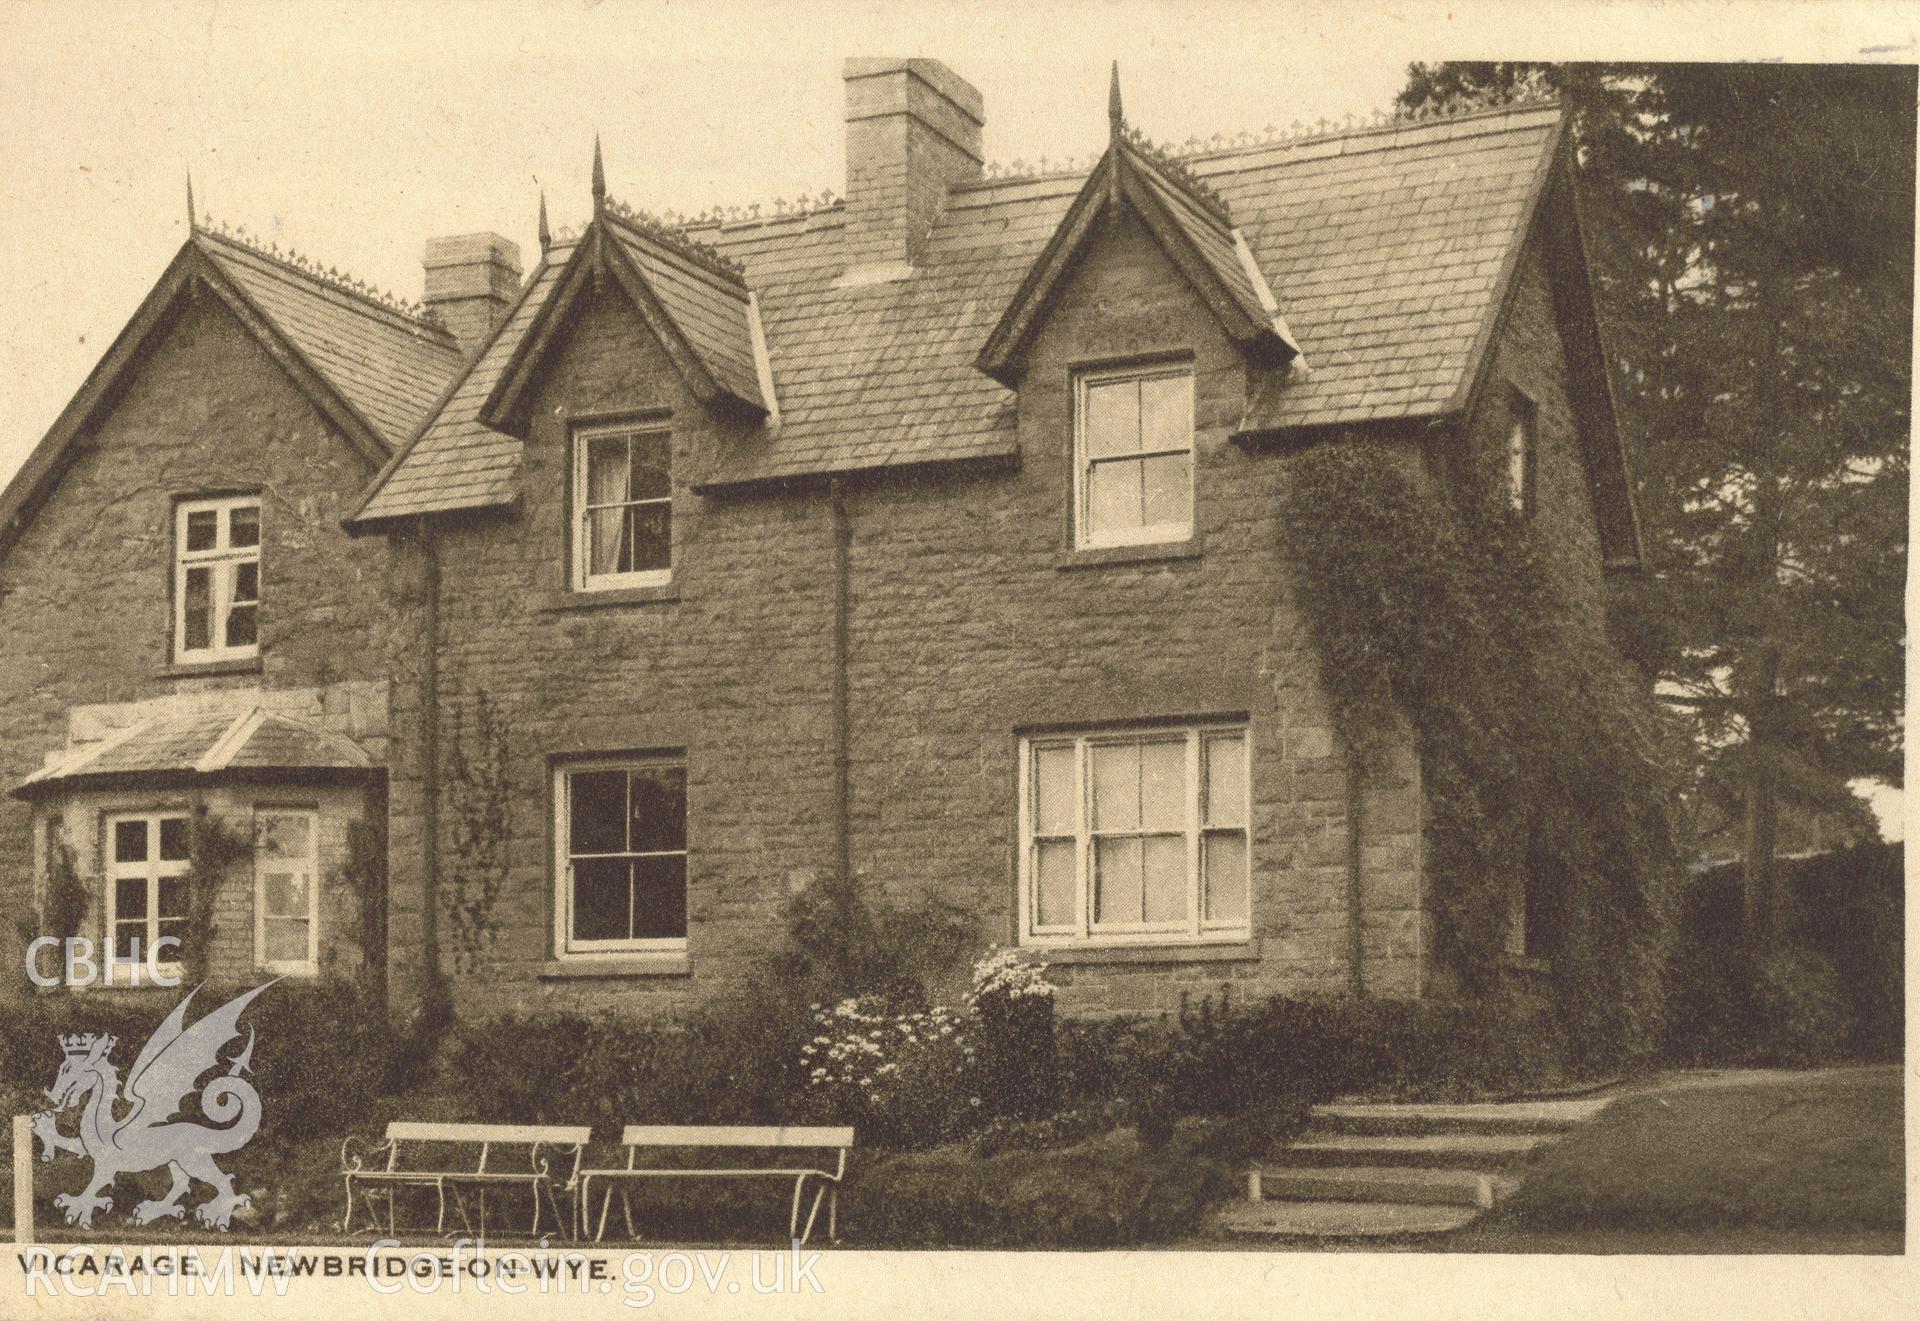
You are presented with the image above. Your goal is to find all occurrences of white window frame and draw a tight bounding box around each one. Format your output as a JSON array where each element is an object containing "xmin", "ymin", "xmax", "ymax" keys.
[
  {"xmin": 553, "ymin": 756, "xmax": 689, "ymax": 958},
  {"xmin": 572, "ymin": 423, "xmax": 672, "ymax": 592},
  {"xmin": 1073, "ymin": 363, "xmax": 1196, "ymax": 550},
  {"xmin": 174, "ymin": 494, "xmax": 260, "ymax": 663},
  {"xmin": 1506, "ymin": 388, "xmax": 1537, "ymax": 515},
  {"xmin": 1017, "ymin": 723, "xmax": 1251, "ymax": 948},
  {"xmin": 103, "ymin": 811, "xmax": 190, "ymax": 983},
  {"xmin": 253, "ymin": 808, "xmax": 320, "ymax": 976}
]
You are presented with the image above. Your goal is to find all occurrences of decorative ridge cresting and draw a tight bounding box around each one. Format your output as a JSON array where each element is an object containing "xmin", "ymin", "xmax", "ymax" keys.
[
  {"xmin": 193, "ymin": 215, "xmax": 451, "ymax": 335},
  {"xmin": 1121, "ymin": 124, "xmax": 1231, "ymax": 222},
  {"xmin": 601, "ymin": 194, "xmax": 749, "ymax": 283},
  {"xmin": 976, "ymin": 88, "xmax": 1562, "ymax": 184}
]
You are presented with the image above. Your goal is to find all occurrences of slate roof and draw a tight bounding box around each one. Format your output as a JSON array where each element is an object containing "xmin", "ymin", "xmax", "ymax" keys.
[
  {"xmin": 14, "ymin": 706, "xmax": 374, "ymax": 796},
  {"xmin": 197, "ymin": 230, "xmax": 464, "ymax": 445},
  {"xmin": 356, "ymin": 238, "xmax": 580, "ymax": 520},
  {"xmin": 0, "ymin": 226, "xmax": 462, "ymax": 558},
  {"xmin": 353, "ymin": 100, "xmax": 1570, "ymax": 521},
  {"xmin": 604, "ymin": 212, "xmax": 763, "ymax": 407}
]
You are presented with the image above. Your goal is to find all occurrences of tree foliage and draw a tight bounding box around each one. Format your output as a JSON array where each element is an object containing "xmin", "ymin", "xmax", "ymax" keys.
[{"xmin": 1400, "ymin": 61, "xmax": 1912, "ymax": 941}]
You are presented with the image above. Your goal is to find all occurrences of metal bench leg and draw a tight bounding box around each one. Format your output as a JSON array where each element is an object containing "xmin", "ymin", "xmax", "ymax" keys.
[
  {"xmin": 341, "ymin": 1175, "xmax": 355, "ymax": 1235},
  {"xmin": 797, "ymin": 1182, "xmax": 827, "ymax": 1247},
  {"xmin": 829, "ymin": 1186, "xmax": 838, "ymax": 1243},
  {"xmin": 595, "ymin": 1184, "xmax": 615, "ymax": 1243},
  {"xmin": 621, "ymin": 1190, "xmax": 636, "ymax": 1242}
]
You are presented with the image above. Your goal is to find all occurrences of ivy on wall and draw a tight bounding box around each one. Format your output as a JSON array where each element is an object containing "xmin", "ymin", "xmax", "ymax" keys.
[
  {"xmin": 339, "ymin": 811, "xmax": 389, "ymax": 1001},
  {"xmin": 444, "ymin": 686, "xmax": 510, "ymax": 976},
  {"xmin": 185, "ymin": 807, "xmax": 252, "ymax": 984},
  {"xmin": 1276, "ymin": 441, "xmax": 1683, "ymax": 1065},
  {"xmin": 41, "ymin": 820, "xmax": 87, "ymax": 947}
]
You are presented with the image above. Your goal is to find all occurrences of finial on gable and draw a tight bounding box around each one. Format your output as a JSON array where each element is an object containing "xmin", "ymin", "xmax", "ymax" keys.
[
  {"xmin": 538, "ymin": 191, "xmax": 551, "ymax": 255},
  {"xmin": 591, "ymin": 135, "xmax": 606, "ymax": 211},
  {"xmin": 1108, "ymin": 61, "xmax": 1124, "ymax": 139},
  {"xmin": 186, "ymin": 170, "xmax": 197, "ymax": 231}
]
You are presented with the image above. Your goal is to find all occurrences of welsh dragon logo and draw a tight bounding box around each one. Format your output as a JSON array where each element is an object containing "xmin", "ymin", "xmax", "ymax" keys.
[{"xmin": 33, "ymin": 980, "xmax": 277, "ymax": 1231}]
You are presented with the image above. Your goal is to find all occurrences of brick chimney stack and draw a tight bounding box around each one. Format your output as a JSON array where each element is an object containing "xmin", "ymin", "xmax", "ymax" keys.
[
  {"xmin": 841, "ymin": 58, "xmax": 983, "ymax": 281},
  {"xmin": 421, "ymin": 233, "xmax": 522, "ymax": 353}
]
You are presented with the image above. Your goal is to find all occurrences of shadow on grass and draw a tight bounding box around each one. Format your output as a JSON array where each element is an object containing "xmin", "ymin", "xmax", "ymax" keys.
[{"xmin": 1454, "ymin": 1066, "xmax": 1904, "ymax": 1249}]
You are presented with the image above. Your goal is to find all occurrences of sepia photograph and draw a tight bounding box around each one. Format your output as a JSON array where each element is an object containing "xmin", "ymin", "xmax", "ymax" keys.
[{"xmin": 0, "ymin": 1, "xmax": 1910, "ymax": 1317}]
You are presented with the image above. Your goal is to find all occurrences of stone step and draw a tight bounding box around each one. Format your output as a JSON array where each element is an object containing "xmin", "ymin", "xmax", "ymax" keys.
[
  {"xmin": 1312, "ymin": 1097, "xmax": 1612, "ymax": 1137},
  {"xmin": 1275, "ymin": 1132, "xmax": 1554, "ymax": 1169},
  {"xmin": 1211, "ymin": 1198, "xmax": 1481, "ymax": 1240},
  {"xmin": 1248, "ymin": 1164, "xmax": 1506, "ymax": 1209}
]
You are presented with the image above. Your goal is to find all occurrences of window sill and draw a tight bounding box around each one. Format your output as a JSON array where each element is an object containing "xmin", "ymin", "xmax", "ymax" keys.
[
  {"xmin": 156, "ymin": 656, "xmax": 263, "ymax": 680},
  {"xmin": 1026, "ymin": 941, "xmax": 1255, "ymax": 967},
  {"xmin": 1503, "ymin": 954, "xmax": 1553, "ymax": 975},
  {"xmin": 538, "ymin": 583, "xmax": 682, "ymax": 613},
  {"xmin": 539, "ymin": 954, "xmax": 691, "ymax": 980},
  {"xmin": 1054, "ymin": 536, "xmax": 1204, "ymax": 572}
]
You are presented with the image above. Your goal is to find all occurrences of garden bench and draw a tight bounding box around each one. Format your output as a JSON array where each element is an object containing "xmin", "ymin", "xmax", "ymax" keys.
[
  {"xmin": 577, "ymin": 1125, "xmax": 854, "ymax": 1246},
  {"xmin": 340, "ymin": 1122, "xmax": 591, "ymax": 1239}
]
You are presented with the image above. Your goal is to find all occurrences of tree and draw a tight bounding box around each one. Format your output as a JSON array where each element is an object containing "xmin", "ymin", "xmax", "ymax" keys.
[{"xmin": 1398, "ymin": 62, "xmax": 1911, "ymax": 950}]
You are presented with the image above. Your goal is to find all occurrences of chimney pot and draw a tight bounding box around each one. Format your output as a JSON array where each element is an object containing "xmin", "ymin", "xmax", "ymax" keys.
[
  {"xmin": 421, "ymin": 232, "xmax": 522, "ymax": 353},
  {"xmin": 842, "ymin": 58, "xmax": 983, "ymax": 280}
]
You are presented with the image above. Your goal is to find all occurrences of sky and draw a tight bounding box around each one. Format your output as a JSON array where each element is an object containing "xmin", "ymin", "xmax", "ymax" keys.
[{"xmin": 0, "ymin": 0, "xmax": 1909, "ymax": 837}]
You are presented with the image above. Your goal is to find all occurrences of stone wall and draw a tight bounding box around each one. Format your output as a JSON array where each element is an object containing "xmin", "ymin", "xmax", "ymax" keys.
[
  {"xmin": 0, "ymin": 291, "xmax": 398, "ymax": 992},
  {"xmin": 407, "ymin": 278, "xmax": 837, "ymax": 1015},
  {"xmin": 407, "ymin": 206, "xmax": 1429, "ymax": 1019}
]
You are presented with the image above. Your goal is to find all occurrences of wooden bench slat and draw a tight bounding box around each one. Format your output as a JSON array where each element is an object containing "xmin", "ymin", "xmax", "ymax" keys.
[
  {"xmin": 618, "ymin": 1125, "xmax": 855, "ymax": 1148},
  {"xmin": 387, "ymin": 1122, "xmax": 593, "ymax": 1145}
]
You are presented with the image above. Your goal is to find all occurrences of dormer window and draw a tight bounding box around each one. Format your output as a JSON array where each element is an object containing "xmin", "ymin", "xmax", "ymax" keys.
[
  {"xmin": 175, "ymin": 495, "xmax": 260, "ymax": 663},
  {"xmin": 574, "ymin": 423, "xmax": 672, "ymax": 591},
  {"xmin": 1075, "ymin": 364, "xmax": 1194, "ymax": 548}
]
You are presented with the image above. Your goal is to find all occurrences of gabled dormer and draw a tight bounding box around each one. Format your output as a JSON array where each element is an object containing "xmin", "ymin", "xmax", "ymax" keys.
[
  {"xmin": 478, "ymin": 144, "xmax": 774, "ymax": 435},
  {"xmin": 976, "ymin": 67, "xmax": 1300, "ymax": 389}
]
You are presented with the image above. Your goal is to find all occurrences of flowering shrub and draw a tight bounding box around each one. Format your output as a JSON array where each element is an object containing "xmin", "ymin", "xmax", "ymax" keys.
[
  {"xmin": 966, "ymin": 947, "xmax": 1058, "ymax": 1121},
  {"xmin": 799, "ymin": 996, "xmax": 975, "ymax": 1144},
  {"xmin": 966, "ymin": 947, "xmax": 1057, "ymax": 1007}
]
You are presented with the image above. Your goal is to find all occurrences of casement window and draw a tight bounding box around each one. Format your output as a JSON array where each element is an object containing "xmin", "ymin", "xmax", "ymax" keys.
[
  {"xmin": 105, "ymin": 812, "xmax": 190, "ymax": 977},
  {"xmin": 1074, "ymin": 365, "xmax": 1195, "ymax": 548},
  {"xmin": 573, "ymin": 424, "xmax": 671, "ymax": 590},
  {"xmin": 1019, "ymin": 724, "xmax": 1250, "ymax": 946},
  {"xmin": 175, "ymin": 495, "xmax": 260, "ymax": 662},
  {"xmin": 1506, "ymin": 389, "xmax": 1537, "ymax": 515},
  {"xmin": 254, "ymin": 810, "xmax": 319, "ymax": 975},
  {"xmin": 554, "ymin": 758, "xmax": 688, "ymax": 956}
]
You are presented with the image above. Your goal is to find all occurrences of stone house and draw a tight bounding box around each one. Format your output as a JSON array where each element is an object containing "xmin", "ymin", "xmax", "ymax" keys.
[{"xmin": 0, "ymin": 58, "xmax": 1640, "ymax": 1019}]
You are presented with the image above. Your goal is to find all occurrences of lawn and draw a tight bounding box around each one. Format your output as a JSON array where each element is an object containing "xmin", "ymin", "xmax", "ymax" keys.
[{"xmin": 1451, "ymin": 1066, "xmax": 1905, "ymax": 1251}]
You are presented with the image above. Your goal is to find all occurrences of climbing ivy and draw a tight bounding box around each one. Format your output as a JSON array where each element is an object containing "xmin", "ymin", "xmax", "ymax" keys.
[
  {"xmin": 1276, "ymin": 442, "xmax": 1683, "ymax": 1066},
  {"xmin": 444, "ymin": 685, "xmax": 510, "ymax": 976},
  {"xmin": 184, "ymin": 807, "xmax": 252, "ymax": 984},
  {"xmin": 338, "ymin": 811, "xmax": 389, "ymax": 1000},
  {"xmin": 40, "ymin": 821, "xmax": 87, "ymax": 948}
]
